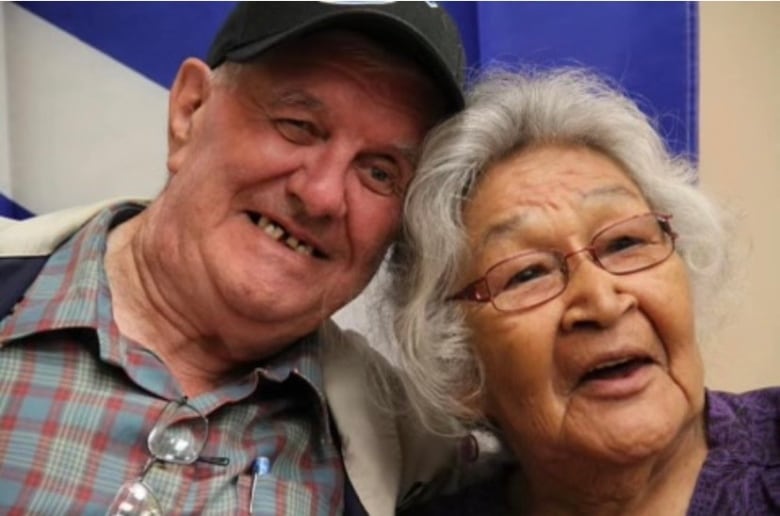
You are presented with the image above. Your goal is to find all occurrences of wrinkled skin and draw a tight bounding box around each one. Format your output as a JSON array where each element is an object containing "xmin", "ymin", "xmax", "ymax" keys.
[
  {"xmin": 459, "ymin": 144, "xmax": 706, "ymax": 513},
  {"xmin": 105, "ymin": 32, "xmax": 439, "ymax": 393}
]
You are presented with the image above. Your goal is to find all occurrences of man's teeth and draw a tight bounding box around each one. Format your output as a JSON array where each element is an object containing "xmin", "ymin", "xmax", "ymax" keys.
[
  {"xmin": 286, "ymin": 236, "xmax": 314, "ymax": 255},
  {"xmin": 262, "ymin": 221, "xmax": 284, "ymax": 240},
  {"xmin": 256, "ymin": 215, "xmax": 314, "ymax": 256}
]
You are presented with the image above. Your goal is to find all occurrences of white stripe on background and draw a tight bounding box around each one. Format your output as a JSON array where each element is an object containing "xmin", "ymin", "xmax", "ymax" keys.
[
  {"xmin": 0, "ymin": 5, "xmax": 12, "ymax": 198},
  {"xmin": 4, "ymin": 3, "xmax": 167, "ymax": 214}
]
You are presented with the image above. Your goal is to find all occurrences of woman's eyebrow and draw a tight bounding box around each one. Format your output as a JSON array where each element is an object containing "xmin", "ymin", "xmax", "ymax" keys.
[
  {"xmin": 477, "ymin": 185, "xmax": 642, "ymax": 248},
  {"xmin": 582, "ymin": 185, "xmax": 642, "ymax": 204},
  {"xmin": 479, "ymin": 213, "xmax": 530, "ymax": 250}
]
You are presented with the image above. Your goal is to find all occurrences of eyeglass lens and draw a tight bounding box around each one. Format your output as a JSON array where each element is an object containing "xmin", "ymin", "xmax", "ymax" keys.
[
  {"xmin": 106, "ymin": 399, "xmax": 210, "ymax": 516},
  {"xmin": 108, "ymin": 476, "xmax": 162, "ymax": 516},
  {"xmin": 487, "ymin": 213, "xmax": 673, "ymax": 311},
  {"xmin": 147, "ymin": 400, "xmax": 207, "ymax": 464}
]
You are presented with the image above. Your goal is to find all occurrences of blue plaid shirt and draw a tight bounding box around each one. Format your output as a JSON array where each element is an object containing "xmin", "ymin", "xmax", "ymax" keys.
[{"xmin": 0, "ymin": 204, "xmax": 344, "ymax": 515}]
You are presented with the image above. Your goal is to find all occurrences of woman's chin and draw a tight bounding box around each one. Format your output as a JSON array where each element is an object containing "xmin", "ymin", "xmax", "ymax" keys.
[{"xmin": 564, "ymin": 375, "xmax": 698, "ymax": 465}]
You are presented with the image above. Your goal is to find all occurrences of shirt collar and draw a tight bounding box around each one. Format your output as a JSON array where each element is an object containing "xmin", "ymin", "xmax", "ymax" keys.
[
  {"xmin": 0, "ymin": 203, "xmax": 331, "ymax": 426},
  {"xmin": 0, "ymin": 203, "xmax": 143, "ymax": 343}
]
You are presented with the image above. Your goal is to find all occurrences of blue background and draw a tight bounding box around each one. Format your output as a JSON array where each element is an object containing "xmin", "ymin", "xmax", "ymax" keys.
[{"xmin": 4, "ymin": 1, "xmax": 698, "ymax": 219}]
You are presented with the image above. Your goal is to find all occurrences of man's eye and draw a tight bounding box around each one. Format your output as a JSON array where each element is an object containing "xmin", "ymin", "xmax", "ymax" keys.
[
  {"xmin": 274, "ymin": 119, "xmax": 319, "ymax": 144},
  {"xmin": 370, "ymin": 167, "xmax": 392, "ymax": 184},
  {"xmin": 357, "ymin": 162, "xmax": 402, "ymax": 196}
]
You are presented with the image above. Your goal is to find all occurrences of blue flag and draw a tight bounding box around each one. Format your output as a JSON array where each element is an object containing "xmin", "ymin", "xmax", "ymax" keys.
[{"xmin": 1, "ymin": 1, "xmax": 697, "ymax": 219}]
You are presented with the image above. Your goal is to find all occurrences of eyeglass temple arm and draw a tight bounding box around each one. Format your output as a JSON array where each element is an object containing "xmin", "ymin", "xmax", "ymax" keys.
[
  {"xmin": 448, "ymin": 279, "xmax": 491, "ymax": 303},
  {"xmin": 198, "ymin": 455, "xmax": 230, "ymax": 466},
  {"xmin": 175, "ymin": 396, "xmax": 230, "ymax": 467},
  {"xmin": 657, "ymin": 215, "xmax": 678, "ymax": 240}
]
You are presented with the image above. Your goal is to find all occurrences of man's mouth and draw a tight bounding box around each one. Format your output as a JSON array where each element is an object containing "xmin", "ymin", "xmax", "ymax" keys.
[
  {"xmin": 246, "ymin": 212, "xmax": 323, "ymax": 258},
  {"xmin": 579, "ymin": 356, "xmax": 654, "ymax": 384}
]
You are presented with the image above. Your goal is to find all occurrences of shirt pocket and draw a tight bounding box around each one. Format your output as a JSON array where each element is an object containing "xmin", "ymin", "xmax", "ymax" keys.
[{"xmin": 236, "ymin": 471, "xmax": 340, "ymax": 516}]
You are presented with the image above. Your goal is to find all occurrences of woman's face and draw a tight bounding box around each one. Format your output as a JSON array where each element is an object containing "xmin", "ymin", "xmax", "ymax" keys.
[{"xmin": 459, "ymin": 144, "xmax": 704, "ymax": 469}]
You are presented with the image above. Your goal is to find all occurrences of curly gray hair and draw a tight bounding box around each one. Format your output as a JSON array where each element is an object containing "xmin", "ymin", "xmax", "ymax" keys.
[{"xmin": 385, "ymin": 67, "xmax": 737, "ymax": 436}]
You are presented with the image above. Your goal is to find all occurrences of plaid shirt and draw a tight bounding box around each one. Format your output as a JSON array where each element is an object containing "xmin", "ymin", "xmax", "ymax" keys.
[{"xmin": 0, "ymin": 204, "xmax": 344, "ymax": 515}]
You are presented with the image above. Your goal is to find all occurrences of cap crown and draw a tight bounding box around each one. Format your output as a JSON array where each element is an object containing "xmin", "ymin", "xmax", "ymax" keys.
[{"xmin": 207, "ymin": 1, "xmax": 465, "ymax": 112}]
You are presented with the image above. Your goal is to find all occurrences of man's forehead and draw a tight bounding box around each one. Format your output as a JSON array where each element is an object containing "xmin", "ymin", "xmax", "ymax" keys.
[{"xmin": 255, "ymin": 30, "xmax": 446, "ymax": 117}]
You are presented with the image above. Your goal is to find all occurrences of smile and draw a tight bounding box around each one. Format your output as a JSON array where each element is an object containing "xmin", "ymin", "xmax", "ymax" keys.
[
  {"xmin": 579, "ymin": 356, "xmax": 654, "ymax": 384},
  {"xmin": 246, "ymin": 212, "xmax": 323, "ymax": 258}
]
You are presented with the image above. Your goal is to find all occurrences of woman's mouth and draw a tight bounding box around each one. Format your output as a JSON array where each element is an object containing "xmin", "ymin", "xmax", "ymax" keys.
[
  {"xmin": 580, "ymin": 356, "xmax": 654, "ymax": 383},
  {"xmin": 576, "ymin": 356, "xmax": 656, "ymax": 398}
]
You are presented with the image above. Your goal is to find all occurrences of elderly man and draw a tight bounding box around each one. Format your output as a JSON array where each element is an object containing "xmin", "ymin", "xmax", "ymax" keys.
[{"xmin": 0, "ymin": 3, "xmax": 466, "ymax": 515}]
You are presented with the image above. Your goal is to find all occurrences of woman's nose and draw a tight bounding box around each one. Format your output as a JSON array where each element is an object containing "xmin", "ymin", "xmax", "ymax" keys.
[{"xmin": 559, "ymin": 255, "xmax": 637, "ymax": 332}]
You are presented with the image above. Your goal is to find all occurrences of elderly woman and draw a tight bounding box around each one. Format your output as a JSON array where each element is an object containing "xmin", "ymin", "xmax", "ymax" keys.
[{"xmin": 388, "ymin": 68, "xmax": 780, "ymax": 515}]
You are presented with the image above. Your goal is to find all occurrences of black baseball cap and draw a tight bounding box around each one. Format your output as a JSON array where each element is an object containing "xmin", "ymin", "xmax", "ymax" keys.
[{"xmin": 207, "ymin": 1, "xmax": 466, "ymax": 113}]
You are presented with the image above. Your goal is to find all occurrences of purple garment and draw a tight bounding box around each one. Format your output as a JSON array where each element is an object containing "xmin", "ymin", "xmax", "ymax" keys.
[
  {"xmin": 401, "ymin": 388, "xmax": 780, "ymax": 515},
  {"xmin": 688, "ymin": 388, "xmax": 780, "ymax": 515}
]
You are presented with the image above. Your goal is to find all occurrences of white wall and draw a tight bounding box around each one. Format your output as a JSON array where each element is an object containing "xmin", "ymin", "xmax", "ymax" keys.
[
  {"xmin": 2, "ymin": 3, "xmax": 166, "ymax": 214},
  {"xmin": 0, "ymin": 7, "xmax": 12, "ymax": 196},
  {"xmin": 698, "ymin": 2, "xmax": 780, "ymax": 391}
]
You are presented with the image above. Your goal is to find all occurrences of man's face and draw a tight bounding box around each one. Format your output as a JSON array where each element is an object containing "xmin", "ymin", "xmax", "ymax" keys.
[{"xmin": 153, "ymin": 33, "xmax": 438, "ymax": 350}]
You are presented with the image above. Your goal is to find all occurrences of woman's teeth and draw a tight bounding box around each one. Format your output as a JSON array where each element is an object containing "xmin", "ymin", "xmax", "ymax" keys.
[{"xmin": 256, "ymin": 215, "xmax": 314, "ymax": 256}]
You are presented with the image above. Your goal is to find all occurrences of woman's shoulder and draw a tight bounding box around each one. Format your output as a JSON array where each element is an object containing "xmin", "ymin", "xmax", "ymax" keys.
[
  {"xmin": 706, "ymin": 387, "xmax": 779, "ymax": 455},
  {"xmin": 688, "ymin": 387, "xmax": 780, "ymax": 515}
]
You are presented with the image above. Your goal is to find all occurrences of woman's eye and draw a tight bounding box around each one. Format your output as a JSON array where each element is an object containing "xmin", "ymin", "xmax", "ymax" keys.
[
  {"xmin": 274, "ymin": 119, "xmax": 319, "ymax": 144},
  {"xmin": 603, "ymin": 235, "xmax": 645, "ymax": 254},
  {"xmin": 504, "ymin": 264, "xmax": 550, "ymax": 290}
]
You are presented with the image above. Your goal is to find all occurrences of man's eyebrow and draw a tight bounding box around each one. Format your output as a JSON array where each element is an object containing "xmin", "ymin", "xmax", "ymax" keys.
[
  {"xmin": 393, "ymin": 144, "xmax": 421, "ymax": 166},
  {"xmin": 270, "ymin": 90, "xmax": 420, "ymax": 165},
  {"xmin": 269, "ymin": 90, "xmax": 325, "ymax": 112}
]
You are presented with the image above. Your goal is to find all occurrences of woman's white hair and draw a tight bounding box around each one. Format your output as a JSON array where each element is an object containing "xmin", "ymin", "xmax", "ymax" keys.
[{"xmin": 384, "ymin": 67, "xmax": 738, "ymax": 436}]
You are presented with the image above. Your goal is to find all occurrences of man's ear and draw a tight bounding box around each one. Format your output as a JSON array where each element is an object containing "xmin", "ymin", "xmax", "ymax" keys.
[{"xmin": 167, "ymin": 58, "xmax": 212, "ymax": 174}]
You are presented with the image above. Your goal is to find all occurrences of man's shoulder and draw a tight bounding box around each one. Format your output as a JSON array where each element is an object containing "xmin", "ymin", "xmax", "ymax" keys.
[
  {"xmin": 318, "ymin": 319, "xmax": 392, "ymax": 372},
  {"xmin": 317, "ymin": 320, "xmax": 467, "ymax": 514},
  {"xmin": 0, "ymin": 198, "xmax": 150, "ymax": 322},
  {"xmin": 0, "ymin": 197, "xmax": 147, "ymax": 257},
  {"xmin": 317, "ymin": 319, "xmax": 396, "ymax": 422}
]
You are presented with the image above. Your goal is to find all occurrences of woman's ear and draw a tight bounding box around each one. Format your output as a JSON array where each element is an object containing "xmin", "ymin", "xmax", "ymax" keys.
[
  {"xmin": 167, "ymin": 58, "xmax": 212, "ymax": 174},
  {"xmin": 459, "ymin": 363, "xmax": 492, "ymax": 420},
  {"xmin": 462, "ymin": 388, "xmax": 491, "ymax": 420}
]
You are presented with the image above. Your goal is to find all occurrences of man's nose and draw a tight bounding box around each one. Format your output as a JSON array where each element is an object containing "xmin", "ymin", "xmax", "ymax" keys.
[{"xmin": 286, "ymin": 148, "xmax": 350, "ymax": 219}]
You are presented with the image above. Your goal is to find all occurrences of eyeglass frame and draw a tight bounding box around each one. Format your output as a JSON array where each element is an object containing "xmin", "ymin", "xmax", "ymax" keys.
[
  {"xmin": 107, "ymin": 397, "xmax": 229, "ymax": 515},
  {"xmin": 448, "ymin": 212, "xmax": 678, "ymax": 313}
]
